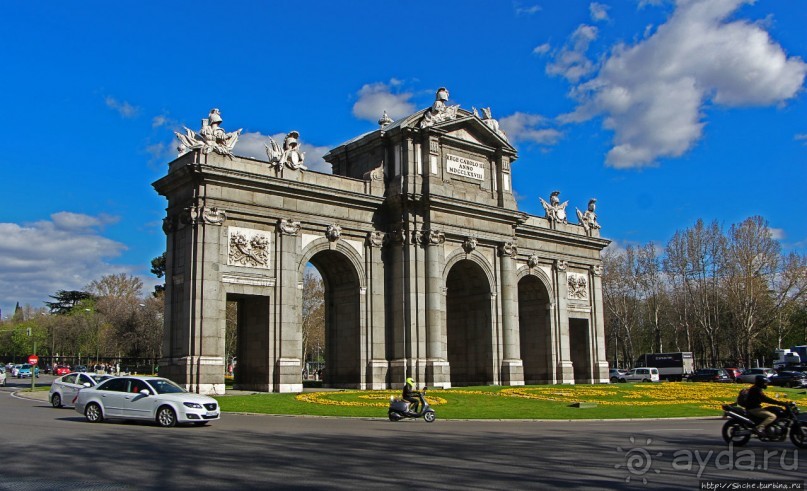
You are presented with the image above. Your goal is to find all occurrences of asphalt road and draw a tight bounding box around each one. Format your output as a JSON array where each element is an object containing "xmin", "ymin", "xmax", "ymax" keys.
[{"xmin": 1, "ymin": 380, "xmax": 804, "ymax": 490}]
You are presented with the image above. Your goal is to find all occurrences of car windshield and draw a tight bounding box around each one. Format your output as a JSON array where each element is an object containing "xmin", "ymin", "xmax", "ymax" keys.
[{"xmin": 146, "ymin": 379, "xmax": 186, "ymax": 394}]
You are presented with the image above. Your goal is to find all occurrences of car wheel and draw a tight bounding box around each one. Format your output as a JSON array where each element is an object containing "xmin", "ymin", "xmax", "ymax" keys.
[
  {"xmin": 156, "ymin": 406, "xmax": 177, "ymax": 427},
  {"xmin": 51, "ymin": 393, "xmax": 62, "ymax": 408},
  {"xmin": 423, "ymin": 411, "xmax": 436, "ymax": 423},
  {"xmin": 85, "ymin": 403, "xmax": 103, "ymax": 423},
  {"xmin": 721, "ymin": 421, "xmax": 750, "ymax": 447},
  {"xmin": 642, "ymin": 378, "xmax": 649, "ymax": 383},
  {"xmin": 610, "ymin": 377, "xmax": 618, "ymax": 383}
]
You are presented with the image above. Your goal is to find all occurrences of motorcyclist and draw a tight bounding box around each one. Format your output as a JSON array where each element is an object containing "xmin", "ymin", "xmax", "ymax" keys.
[
  {"xmin": 747, "ymin": 375, "xmax": 789, "ymax": 436},
  {"xmin": 402, "ymin": 377, "xmax": 420, "ymax": 413}
]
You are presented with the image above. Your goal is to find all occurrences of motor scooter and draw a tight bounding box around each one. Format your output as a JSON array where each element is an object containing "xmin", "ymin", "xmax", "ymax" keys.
[{"xmin": 388, "ymin": 387, "xmax": 436, "ymax": 423}]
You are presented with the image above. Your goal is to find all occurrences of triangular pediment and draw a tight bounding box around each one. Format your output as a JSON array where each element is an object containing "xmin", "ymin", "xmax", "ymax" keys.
[{"xmin": 434, "ymin": 115, "xmax": 517, "ymax": 154}]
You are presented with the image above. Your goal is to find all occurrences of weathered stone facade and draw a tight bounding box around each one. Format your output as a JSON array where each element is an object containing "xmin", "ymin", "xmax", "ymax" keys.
[{"xmin": 153, "ymin": 93, "xmax": 610, "ymax": 394}]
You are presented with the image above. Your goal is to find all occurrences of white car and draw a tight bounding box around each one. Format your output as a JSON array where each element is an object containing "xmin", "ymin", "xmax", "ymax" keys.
[
  {"xmin": 74, "ymin": 376, "xmax": 220, "ymax": 427},
  {"xmin": 621, "ymin": 367, "xmax": 660, "ymax": 383},
  {"xmin": 0, "ymin": 368, "xmax": 6, "ymax": 386},
  {"xmin": 11, "ymin": 364, "xmax": 22, "ymax": 377},
  {"xmin": 50, "ymin": 372, "xmax": 114, "ymax": 408}
]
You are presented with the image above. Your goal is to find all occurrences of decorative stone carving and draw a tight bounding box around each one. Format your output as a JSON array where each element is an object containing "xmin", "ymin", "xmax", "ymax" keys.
[
  {"xmin": 528, "ymin": 254, "xmax": 540, "ymax": 269},
  {"xmin": 367, "ymin": 231, "xmax": 385, "ymax": 247},
  {"xmin": 325, "ymin": 224, "xmax": 342, "ymax": 242},
  {"xmin": 175, "ymin": 108, "xmax": 242, "ymax": 158},
  {"xmin": 228, "ymin": 229, "xmax": 269, "ymax": 268},
  {"xmin": 592, "ymin": 264, "xmax": 603, "ymax": 277},
  {"xmin": 478, "ymin": 107, "xmax": 508, "ymax": 141},
  {"xmin": 181, "ymin": 205, "xmax": 199, "ymax": 225},
  {"xmin": 462, "ymin": 235, "xmax": 478, "ymax": 254},
  {"xmin": 429, "ymin": 139, "xmax": 439, "ymax": 155},
  {"xmin": 266, "ymin": 131, "xmax": 306, "ymax": 170},
  {"xmin": 162, "ymin": 216, "xmax": 175, "ymax": 235},
  {"xmin": 363, "ymin": 164, "xmax": 384, "ymax": 181},
  {"xmin": 202, "ymin": 207, "xmax": 226, "ymax": 225},
  {"xmin": 540, "ymin": 191, "xmax": 568, "ymax": 225},
  {"xmin": 384, "ymin": 228, "xmax": 406, "ymax": 245},
  {"xmin": 556, "ymin": 259, "xmax": 568, "ymax": 271},
  {"xmin": 576, "ymin": 199, "xmax": 601, "ymax": 236},
  {"xmin": 426, "ymin": 229, "xmax": 445, "ymax": 245},
  {"xmin": 567, "ymin": 273, "xmax": 589, "ymax": 300},
  {"xmin": 498, "ymin": 240, "xmax": 518, "ymax": 258},
  {"xmin": 378, "ymin": 111, "xmax": 393, "ymax": 128},
  {"xmin": 419, "ymin": 87, "xmax": 460, "ymax": 129},
  {"xmin": 412, "ymin": 229, "xmax": 424, "ymax": 245},
  {"xmin": 278, "ymin": 219, "xmax": 301, "ymax": 236}
]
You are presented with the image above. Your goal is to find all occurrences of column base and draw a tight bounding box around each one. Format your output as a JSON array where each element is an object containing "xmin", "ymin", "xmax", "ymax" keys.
[
  {"xmin": 557, "ymin": 361, "xmax": 575, "ymax": 384},
  {"xmin": 276, "ymin": 357, "xmax": 302, "ymax": 393},
  {"xmin": 365, "ymin": 359, "xmax": 389, "ymax": 390},
  {"xmin": 595, "ymin": 361, "xmax": 610, "ymax": 384},
  {"xmin": 426, "ymin": 359, "xmax": 452, "ymax": 389},
  {"xmin": 500, "ymin": 359, "xmax": 524, "ymax": 386}
]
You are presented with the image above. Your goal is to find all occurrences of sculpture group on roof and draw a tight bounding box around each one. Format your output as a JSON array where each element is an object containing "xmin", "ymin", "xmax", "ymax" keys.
[
  {"xmin": 175, "ymin": 108, "xmax": 242, "ymax": 158},
  {"xmin": 541, "ymin": 191, "xmax": 602, "ymax": 234},
  {"xmin": 266, "ymin": 130, "xmax": 306, "ymax": 171}
]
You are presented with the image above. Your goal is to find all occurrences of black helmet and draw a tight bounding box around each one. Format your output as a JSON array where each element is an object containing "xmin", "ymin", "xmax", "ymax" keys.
[{"xmin": 754, "ymin": 375, "xmax": 769, "ymax": 388}]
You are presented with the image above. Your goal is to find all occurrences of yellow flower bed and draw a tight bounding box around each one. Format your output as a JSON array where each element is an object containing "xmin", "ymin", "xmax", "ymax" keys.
[
  {"xmin": 501, "ymin": 383, "xmax": 805, "ymax": 410},
  {"xmin": 295, "ymin": 383, "xmax": 806, "ymax": 411},
  {"xmin": 296, "ymin": 390, "xmax": 447, "ymax": 407}
]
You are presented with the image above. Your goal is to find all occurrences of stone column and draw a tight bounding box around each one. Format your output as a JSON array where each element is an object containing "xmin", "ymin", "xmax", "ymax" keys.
[
  {"xmin": 499, "ymin": 241, "xmax": 524, "ymax": 385},
  {"xmin": 387, "ymin": 227, "xmax": 408, "ymax": 386},
  {"xmin": 366, "ymin": 231, "xmax": 388, "ymax": 389},
  {"xmin": 276, "ymin": 218, "xmax": 302, "ymax": 393},
  {"xmin": 424, "ymin": 229, "xmax": 451, "ymax": 388},
  {"xmin": 555, "ymin": 259, "xmax": 575, "ymax": 384},
  {"xmin": 590, "ymin": 264, "xmax": 609, "ymax": 383}
]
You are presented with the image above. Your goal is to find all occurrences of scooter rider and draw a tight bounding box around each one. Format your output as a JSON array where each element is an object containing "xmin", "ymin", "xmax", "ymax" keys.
[
  {"xmin": 747, "ymin": 375, "xmax": 788, "ymax": 436},
  {"xmin": 402, "ymin": 377, "xmax": 420, "ymax": 413}
]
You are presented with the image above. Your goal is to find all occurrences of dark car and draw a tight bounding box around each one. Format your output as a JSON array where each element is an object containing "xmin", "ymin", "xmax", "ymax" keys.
[
  {"xmin": 688, "ymin": 368, "xmax": 732, "ymax": 383},
  {"xmin": 74, "ymin": 365, "xmax": 88, "ymax": 373},
  {"xmin": 769, "ymin": 371, "xmax": 807, "ymax": 388},
  {"xmin": 723, "ymin": 367, "xmax": 742, "ymax": 381}
]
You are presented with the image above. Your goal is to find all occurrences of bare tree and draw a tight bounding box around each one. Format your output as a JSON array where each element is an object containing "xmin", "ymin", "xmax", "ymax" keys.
[
  {"xmin": 301, "ymin": 271, "xmax": 325, "ymax": 368},
  {"xmin": 602, "ymin": 246, "xmax": 641, "ymax": 366}
]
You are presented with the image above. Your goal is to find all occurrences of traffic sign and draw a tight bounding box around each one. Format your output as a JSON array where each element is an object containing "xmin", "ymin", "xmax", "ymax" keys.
[{"xmin": 28, "ymin": 354, "xmax": 39, "ymax": 365}]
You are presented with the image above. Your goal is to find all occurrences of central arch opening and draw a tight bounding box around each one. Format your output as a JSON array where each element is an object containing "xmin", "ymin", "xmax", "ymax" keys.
[
  {"xmin": 518, "ymin": 275, "xmax": 552, "ymax": 384},
  {"xmin": 446, "ymin": 259, "xmax": 493, "ymax": 386},
  {"xmin": 308, "ymin": 249, "xmax": 361, "ymax": 388}
]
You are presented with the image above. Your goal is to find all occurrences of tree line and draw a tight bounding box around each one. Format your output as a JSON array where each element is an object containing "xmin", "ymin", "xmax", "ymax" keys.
[
  {"xmin": 1, "ymin": 256, "xmax": 327, "ymax": 372},
  {"xmin": 0, "ymin": 273, "xmax": 163, "ymax": 367},
  {"xmin": 602, "ymin": 216, "xmax": 807, "ymax": 369}
]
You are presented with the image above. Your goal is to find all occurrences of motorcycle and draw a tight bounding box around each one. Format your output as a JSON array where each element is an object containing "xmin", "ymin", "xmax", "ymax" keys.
[
  {"xmin": 722, "ymin": 401, "xmax": 807, "ymax": 448},
  {"xmin": 388, "ymin": 387, "xmax": 436, "ymax": 423}
]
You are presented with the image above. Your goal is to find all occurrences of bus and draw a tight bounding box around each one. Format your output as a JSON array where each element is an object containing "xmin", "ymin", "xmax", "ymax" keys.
[{"xmin": 635, "ymin": 352, "xmax": 694, "ymax": 381}]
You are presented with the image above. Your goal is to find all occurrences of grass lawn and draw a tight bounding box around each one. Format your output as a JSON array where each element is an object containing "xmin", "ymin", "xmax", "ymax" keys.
[{"xmin": 215, "ymin": 382, "xmax": 807, "ymax": 420}]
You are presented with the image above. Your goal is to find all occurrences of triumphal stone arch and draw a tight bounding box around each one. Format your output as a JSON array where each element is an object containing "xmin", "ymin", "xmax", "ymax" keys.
[{"xmin": 153, "ymin": 89, "xmax": 610, "ymax": 394}]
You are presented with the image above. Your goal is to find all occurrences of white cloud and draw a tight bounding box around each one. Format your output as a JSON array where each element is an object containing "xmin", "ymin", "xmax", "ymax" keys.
[
  {"xmin": 795, "ymin": 134, "xmax": 807, "ymax": 145},
  {"xmin": 590, "ymin": 2, "xmax": 610, "ymax": 22},
  {"xmin": 768, "ymin": 228, "xmax": 786, "ymax": 241},
  {"xmin": 500, "ymin": 112, "xmax": 563, "ymax": 145},
  {"xmin": 545, "ymin": 25, "xmax": 599, "ymax": 82},
  {"xmin": 562, "ymin": 0, "xmax": 807, "ymax": 168},
  {"xmin": 235, "ymin": 131, "xmax": 332, "ymax": 173},
  {"xmin": 0, "ymin": 213, "xmax": 131, "ymax": 315},
  {"xmin": 352, "ymin": 82, "xmax": 416, "ymax": 122},
  {"xmin": 533, "ymin": 43, "xmax": 551, "ymax": 55},
  {"xmin": 104, "ymin": 96, "xmax": 139, "ymax": 118},
  {"xmin": 152, "ymin": 115, "xmax": 170, "ymax": 127},
  {"xmin": 515, "ymin": 4, "xmax": 542, "ymax": 16}
]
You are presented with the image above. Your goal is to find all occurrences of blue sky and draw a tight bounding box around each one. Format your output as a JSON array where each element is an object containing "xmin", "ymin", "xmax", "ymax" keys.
[{"xmin": 1, "ymin": 0, "xmax": 805, "ymax": 318}]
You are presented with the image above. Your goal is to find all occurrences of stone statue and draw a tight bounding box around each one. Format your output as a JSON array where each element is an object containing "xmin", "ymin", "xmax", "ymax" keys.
[
  {"xmin": 420, "ymin": 87, "xmax": 460, "ymax": 128},
  {"xmin": 175, "ymin": 108, "xmax": 242, "ymax": 158},
  {"xmin": 540, "ymin": 191, "xmax": 568, "ymax": 224},
  {"xmin": 378, "ymin": 111, "xmax": 393, "ymax": 128},
  {"xmin": 576, "ymin": 199, "xmax": 601, "ymax": 235},
  {"xmin": 480, "ymin": 107, "xmax": 507, "ymax": 141},
  {"xmin": 265, "ymin": 131, "xmax": 306, "ymax": 170}
]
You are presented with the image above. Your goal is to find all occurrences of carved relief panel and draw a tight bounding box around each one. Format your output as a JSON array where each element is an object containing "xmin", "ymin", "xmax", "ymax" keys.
[{"xmin": 227, "ymin": 227, "xmax": 271, "ymax": 269}]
